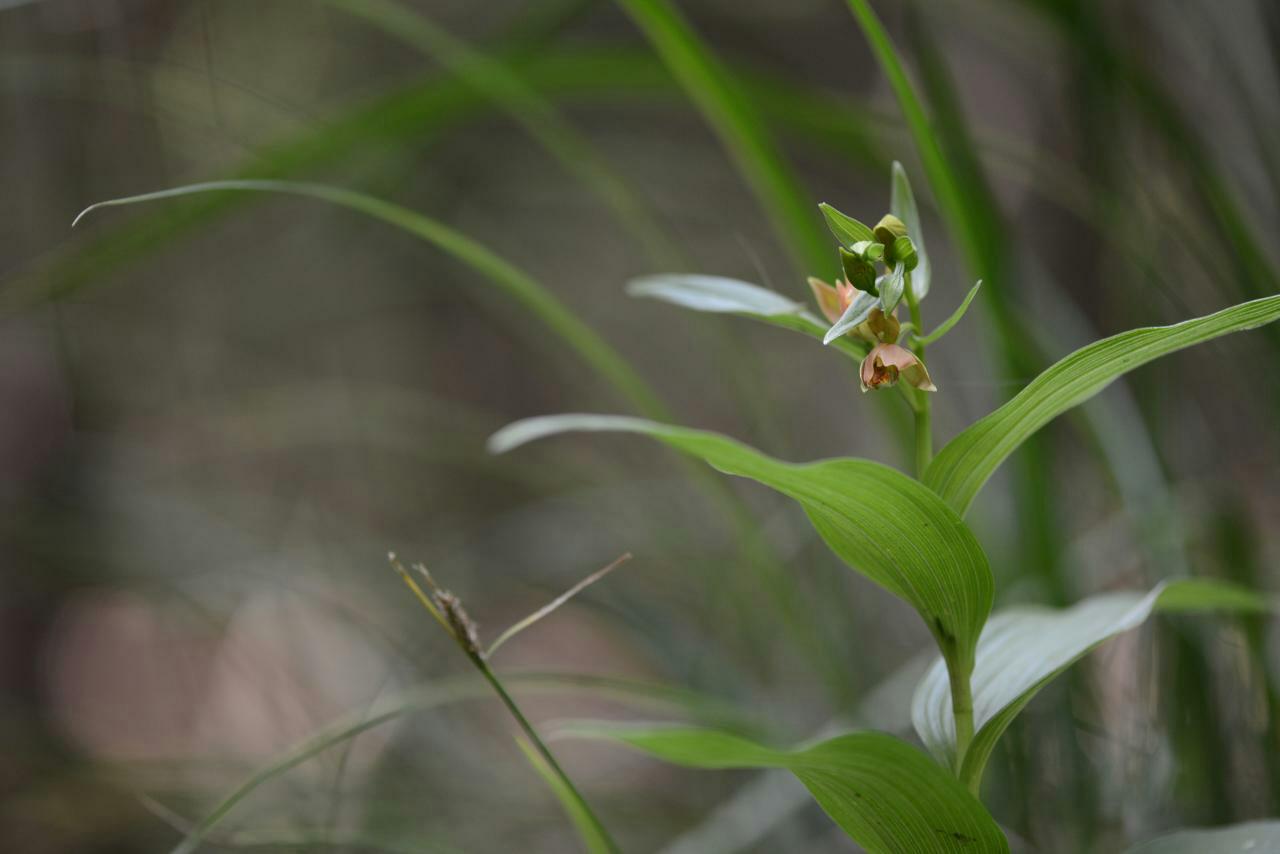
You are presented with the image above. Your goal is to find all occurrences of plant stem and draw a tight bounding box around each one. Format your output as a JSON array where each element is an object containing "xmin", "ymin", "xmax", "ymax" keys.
[
  {"xmin": 470, "ymin": 652, "xmax": 620, "ymax": 853},
  {"xmin": 392, "ymin": 560, "xmax": 619, "ymax": 853},
  {"xmin": 947, "ymin": 661, "xmax": 976, "ymax": 790},
  {"xmin": 904, "ymin": 274, "xmax": 932, "ymax": 476}
]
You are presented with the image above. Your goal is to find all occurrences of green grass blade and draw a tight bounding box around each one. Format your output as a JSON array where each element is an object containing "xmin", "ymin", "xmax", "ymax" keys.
[
  {"xmin": 614, "ymin": 0, "xmax": 832, "ymax": 278},
  {"xmin": 166, "ymin": 677, "xmax": 490, "ymax": 854},
  {"xmin": 924, "ymin": 295, "xmax": 1280, "ymax": 515},
  {"xmin": 489, "ymin": 414, "xmax": 993, "ymax": 682},
  {"xmin": 316, "ymin": 0, "xmax": 680, "ymax": 266},
  {"xmin": 911, "ymin": 579, "xmax": 1275, "ymax": 789},
  {"xmin": 164, "ymin": 672, "xmax": 750, "ymax": 854},
  {"xmin": 72, "ymin": 180, "xmax": 670, "ymax": 421},
  {"xmin": 841, "ymin": 0, "xmax": 971, "ymax": 268},
  {"xmin": 561, "ymin": 724, "xmax": 1009, "ymax": 853},
  {"xmin": 516, "ymin": 737, "xmax": 615, "ymax": 854}
]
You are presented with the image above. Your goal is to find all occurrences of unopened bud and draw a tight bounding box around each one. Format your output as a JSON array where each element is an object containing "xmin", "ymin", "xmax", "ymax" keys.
[
  {"xmin": 891, "ymin": 235, "xmax": 919, "ymax": 271},
  {"xmin": 840, "ymin": 248, "xmax": 878, "ymax": 295},
  {"xmin": 874, "ymin": 214, "xmax": 908, "ymax": 250}
]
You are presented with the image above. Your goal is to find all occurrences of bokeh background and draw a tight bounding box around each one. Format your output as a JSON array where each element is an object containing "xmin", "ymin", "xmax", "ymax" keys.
[{"xmin": 3, "ymin": 0, "xmax": 1279, "ymax": 851}]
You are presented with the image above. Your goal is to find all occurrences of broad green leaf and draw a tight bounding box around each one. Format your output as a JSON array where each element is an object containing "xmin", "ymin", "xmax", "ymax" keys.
[
  {"xmin": 626, "ymin": 274, "xmax": 869, "ymax": 361},
  {"xmin": 562, "ymin": 724, "xmax": 1009, "ymax": 854},
  {"xmin": 819, "ymin": 201, "xmax": 876, "ymax": 248},
  {"xmin": 911, "ymin": 579, "xmax": 1274, "ymax": 786},
  {"xmin": 489, "ymin": 415, "xmax": 994, "ymax": 678},
  {"xmin": 890, "ymin": 161, "xmax": 930, "ymax": 300},
  {"xmin": 1126, "ymin": 821, "xmax": 1280, "ymax": 853},
  {"xmin": 515, "ymin": 737, "xmax": 614, "ymax": 854},
  {"xmin": 925, "ymin": 295, "xmax": 1280, "ymax": 515}
]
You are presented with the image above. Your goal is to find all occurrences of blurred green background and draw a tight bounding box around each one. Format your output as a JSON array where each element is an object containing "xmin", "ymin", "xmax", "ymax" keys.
[{"xmin": 2, "ymin": 0, "xmax": 1278, "ymax": 851}]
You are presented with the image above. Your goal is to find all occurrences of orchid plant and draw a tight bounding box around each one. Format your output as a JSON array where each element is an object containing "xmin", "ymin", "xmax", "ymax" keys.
[
  {"xmin": 486, "ymin": 164, "xmax": 1280, "ymax": 853},
  {"xmin": 71, "ymin": 161, "xmax": 1280, "ymax": 853}
]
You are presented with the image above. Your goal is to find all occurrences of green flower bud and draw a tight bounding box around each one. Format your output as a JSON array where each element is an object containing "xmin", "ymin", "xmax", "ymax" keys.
[
  {"xmin": 891, "ymin": 235, "xmax": 919, "ymax": 271},
  {"xmin": 874, "ymin": 214, "xmax": 908, "ymax": 251},
  {"xmin": 852, "ymin": 240, "xmax": 886, "ymax": 263},
  {"xmin": 840, "ymin": 247, "xmax": 878, "ymax": 295}
]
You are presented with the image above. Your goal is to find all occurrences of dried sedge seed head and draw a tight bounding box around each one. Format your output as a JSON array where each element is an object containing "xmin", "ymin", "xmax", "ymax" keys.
[{"xmin": 434, "ymin": 589, "xmax": 481, "ymax": 656}]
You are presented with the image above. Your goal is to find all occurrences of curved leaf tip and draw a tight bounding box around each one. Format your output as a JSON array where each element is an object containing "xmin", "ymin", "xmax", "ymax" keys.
[
  {"xmin": 626, "ymin": 274, "xmax": 804, "ymax": 316},
  {"xmin": 487, "ymin": 413, "xmax": 653, "ymax": 455}
]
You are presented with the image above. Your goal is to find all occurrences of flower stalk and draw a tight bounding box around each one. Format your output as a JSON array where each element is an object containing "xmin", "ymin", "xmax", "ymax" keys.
[{"xmin": 904, "ymin": 272, "xmax": 932, "ymax": 476}]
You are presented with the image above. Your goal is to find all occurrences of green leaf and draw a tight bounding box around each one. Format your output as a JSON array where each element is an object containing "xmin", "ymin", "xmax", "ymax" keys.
[
  {"xmin": 562, "ymin": 724, "xmax": 1009, "ymax": 854},
  {"xmin": 911, "ymin": 579, "xmax": 1275, "ymax": 787},
  {"xmin": 515, "ymin": 737, "xmax": 614, "ymax": 854},
  {"xmin": 822, "ymin": 289, "xmax": 880, "ymax": 345},
  {"xmin": 627, "ymin": 274, "xmax": 803, "ymax": 316},
  {"xmin": 318, "ymin": 0, "xmax": 678, "ymax": 266},
  {"xmin": 890, "ymin": 161, "xmax": 931, "ymax": 300},
  {"xmin": 489, "ymin": 415, "xmax": 994, "ymax": 679},
  {"xmin": 1125, "ymin": 821, "xmax": 1280, "ymax": 853},
  {"xmin": 616, "ymin": 0, "xmax": 833, "ymax": 275},
  {"xmin": 840, "ymin": 247, "xmax": 879, "ymax": 294},
  {"xmin": 626, "ymin": 274, "xmax": 869, "ymax": 361},
  {"xmin": 72, "ymin": 180, "xmax": 676, "ymax": 424},
  {"xmin": 164, "ymin": 672, "xmax": 746, "ymax": 854},
  {"xmin": 915, "ymin": 280, "xmax": 982, "ymax": 347},
  {"xmin": 879, "ymin": 258, "xmax": 907, "ymax": 314},
  {"xmin": 819, "ymin": 201, "xmax": 876, "ymax": 248},
  {"xmin": 924, "ymin": 295, "xmax": 1280, "ymax": 515}
]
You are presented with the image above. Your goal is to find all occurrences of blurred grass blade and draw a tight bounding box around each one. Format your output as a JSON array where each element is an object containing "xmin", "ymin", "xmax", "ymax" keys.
[
  {"xmin": 317, "ymin": 0, "xmax": 679, "ymax": 266},
  {"xmin": 516, "ymin": 737, "xmax": 614, "ymax": 854},
  {"xmin": 841, "ymin": 0, "xmax": 969, "ymax": 265},
  {"xmin": 1125, "ymin": 821, "xmax": 1280, "ymax": 853},
  {"xmin": 141, "ymin": 795, "xmax": 453, "ymax": 854},
  {"xmin": 487, "ymin": 553, "xmax": 631, "ymax": 659},
  {"xmin": 911, "ymin": 579, "xmax": 1275, "ymax": 789},
  {"xmin": 164, "ymin": 672, "xmax": 754, "ymax": 854},
  {"xmin": 924, "ymin": 295, "xmax": 1280, "ymax": 515},
  {"xmin": 915, "ymin": 280, "xmax": 981, "ymax": 347},
  {"xmin": 615, "ymin": 0, "xmax": 832, "ymax": 278},
  {"xmin": 627, "ymin": 274, "xmax": 869, "ymax": 360},
  {"xmin": 72, "ymin": 179, "xmax": 670, "ymax": 421},
  {"xmin": 561, "ymin": 724, "xmax": 1009, "ymax": 853},
  {"xmin": 890, "ymin": 161, "xmax": 930, "ymax": 300},
  {"xmin": 489, "ymin": 414, "xmax": 993, "ymax": 684},
  {"xmin": 167, "ymin": 677, "xmax": 492, "ymax": 854}
]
